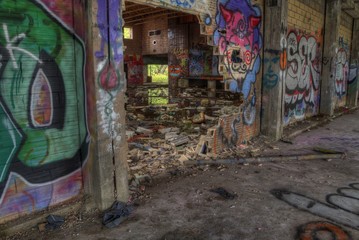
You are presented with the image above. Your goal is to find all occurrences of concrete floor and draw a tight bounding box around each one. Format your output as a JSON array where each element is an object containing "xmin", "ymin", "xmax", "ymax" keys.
[{"xmin": 10, "ymin": 110, "xmax": 359, "ymax": 240}]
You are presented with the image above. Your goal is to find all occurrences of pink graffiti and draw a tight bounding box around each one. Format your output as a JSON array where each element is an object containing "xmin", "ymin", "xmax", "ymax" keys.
[
  {"xmin": 98, "ymin": 61, "xmax": 120, "ymax": 91},
  {"xmin": 219, "ymin": 4, "xmax": 260, "ymax": 54},
  {"xmin": 126, "ymin": 54, "xmax": 144, "ymax": 85},
  {"xmin": 41, "ymin": 0, "xmax": 85, "ymax": 37},
  {"xmin": 216, "ymin": 2, "xmax": 262, "ymax": 99},
  {"xmin": 0, "ymin": 170, "xmax": 82, "ymax": 222}
]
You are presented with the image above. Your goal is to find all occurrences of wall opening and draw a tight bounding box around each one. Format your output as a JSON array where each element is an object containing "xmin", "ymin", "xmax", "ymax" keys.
[
  {"xmin": 122, "ymin": 0, "xmax": 262, "ymax": 180},
  {"xmin": 147, "ymin": 64, "xmax": 169, "ymax": 105}
]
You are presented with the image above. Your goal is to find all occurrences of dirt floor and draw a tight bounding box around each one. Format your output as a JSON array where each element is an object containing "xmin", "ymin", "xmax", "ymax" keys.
[{"xmin": 5, "ymin": 109, "xmax": 359, "ymax": 240}]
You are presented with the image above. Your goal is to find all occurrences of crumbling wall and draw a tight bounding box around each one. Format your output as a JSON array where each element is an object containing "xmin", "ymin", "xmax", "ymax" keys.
[
  {"xmin": 211, "ymin": 0, "xmax": 264, "ymax": 150},
  {"xmin": 284, "ymin": 0, "xmax": 325, "ymax": 125}
]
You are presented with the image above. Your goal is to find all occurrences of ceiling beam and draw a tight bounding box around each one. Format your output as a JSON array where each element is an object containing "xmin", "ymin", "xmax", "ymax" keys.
[
  {"xmin": 126, "ymin": 12, "xmax": 178, "ymax": 24},
  {"xmin": 124, "ymin": 8, "xmax": 169, "ymax": 20},
  {"xmin": 123, "ymin": 6, "xmax": 155, "ymax": 15},
  {"xmin": 133, "ymin": 14, "xmax": 188, "ymax": 25}
]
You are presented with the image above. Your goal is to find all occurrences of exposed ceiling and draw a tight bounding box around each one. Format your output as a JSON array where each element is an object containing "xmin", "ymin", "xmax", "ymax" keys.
[
  {"xmin": 342, "ymin": 0, "xmax": 359, "ymax": 18},
  {"xmin": 123, "ymin": 1, "xmax": 191, "ymax": 25}
]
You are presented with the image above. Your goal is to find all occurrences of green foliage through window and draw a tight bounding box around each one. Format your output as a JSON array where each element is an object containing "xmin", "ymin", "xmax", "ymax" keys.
[
  {"xmin": 124, "ymin": 27, "xmax": 132, "ymax": 39},
  {"xmin": 147, "ymin": 65, "xmax": 168, "ymax": 104}
]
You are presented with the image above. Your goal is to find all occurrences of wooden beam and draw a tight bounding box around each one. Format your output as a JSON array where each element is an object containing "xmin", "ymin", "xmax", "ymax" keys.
[
  {"xmin": 126, "ymin": 12, "xmax": 176, "ymax": 24},
  {"xmin": 123, "ymin": 6, "xmax": 155, "ymax": 15},
  {"xmin": 124, "ymin": 8, "xmax": 169, "ymax": 20},
  {"xmin": 132, "ymin": 14, "xmax": 188, "ymax": 25}
]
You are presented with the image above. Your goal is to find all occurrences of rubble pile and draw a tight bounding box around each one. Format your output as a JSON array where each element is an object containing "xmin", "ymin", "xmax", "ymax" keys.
[
  {"xmin": 125, "ymin": 81, "xmax": 276, "ymax": 178},
  {"xmin": 126, "ymin": 114, "xmax": 209, "ymax": 176},
  {"xmin": 126, "ymin": 103, "xmax": 275, "ymax": 178}
]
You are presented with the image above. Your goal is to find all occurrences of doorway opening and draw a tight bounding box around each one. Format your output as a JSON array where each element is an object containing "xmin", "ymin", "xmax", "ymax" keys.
[
  {"xmin": 123, "ymin": 1, "xmax": 233, "ymax": 178},
  {"xmin": 147, "ymin": 64, "xmax": 169, "ymax": 105}
]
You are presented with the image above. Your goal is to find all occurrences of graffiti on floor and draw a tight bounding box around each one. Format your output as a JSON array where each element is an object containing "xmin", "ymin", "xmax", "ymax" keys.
[
  {"xmin": 296, "ymin": 221, "xmax": 352, "ymax": 240},
  {"xmin": 214, "ymin": 0, "xmax": 261, "ymax": 128},
  {"xmin": 0, "ymin": 0, "xmax": 89, "ymax": 219},
  {"xmin": 271, "ymin": 183, "xmax": 359, "ymax": 230},
  {"xmin": 96, "ymin": 0, "xmax": 124, "ymax": 145},
  {"xmin": 284, "ymin": 31, "xmax": 321, "ymax": 124}
]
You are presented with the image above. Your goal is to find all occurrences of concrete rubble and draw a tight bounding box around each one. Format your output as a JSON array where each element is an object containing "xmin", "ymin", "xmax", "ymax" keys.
[{"xmin": 125, "ymin": 101, "xmax": 273, "ymax": 179}]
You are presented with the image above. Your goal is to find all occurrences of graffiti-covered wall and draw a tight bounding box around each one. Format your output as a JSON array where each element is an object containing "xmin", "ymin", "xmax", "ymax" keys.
[
  {"xmin": 335, "ymin": 13, "xmax": 353, "ymax": 107},
  {"xmin": 213, "ymin": 0, "xmax": 263, "ymax": 145},
  {"xmin": 0, "ymin": 0, "xmax": 89, "ymax": 222},
  {"xmin": 168, "ymin": 23, "xmax": 189, "ymax": 99},
  {"xmin": 284, "ymin": 0, "xmax": 324, "ymax": 125}
]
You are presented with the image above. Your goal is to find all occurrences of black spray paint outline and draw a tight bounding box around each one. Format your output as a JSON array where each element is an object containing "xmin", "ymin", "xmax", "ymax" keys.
[{"xmin": 270, "ymin": 184, "xmax": 359, "ymax": 231}]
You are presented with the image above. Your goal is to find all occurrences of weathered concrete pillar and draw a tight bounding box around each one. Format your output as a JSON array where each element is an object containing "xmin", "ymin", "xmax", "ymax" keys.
[
  {"xmin": 261, "ymin": 0, "xmax": 288, "ymax": 140},
  {"xmin": 87, "ymin": 0, "xmax": 129, "ymax": 210},
  {"xmin": 320, "ymin": 0, "xmax": 341, "ymax": 115},
  {"xmin": 347, "ymin": 19, "xmax": 359, "ymax": 107}
]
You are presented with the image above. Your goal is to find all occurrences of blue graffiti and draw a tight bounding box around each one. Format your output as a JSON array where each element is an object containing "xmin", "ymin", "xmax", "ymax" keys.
[
  {"xmin": 228, "ymin": 56, "xmax": 261, "ymax": 99},
  {"xmin": 263, "ymin": 56, "xmax": 280, "ymax": 89},
  {"xmin": 170, "ymin": 0, "xmax": 195, "ymax": 8},
  {"xmin": 96, "ymin": 0, "xmax": 123, "ymax": 63}
]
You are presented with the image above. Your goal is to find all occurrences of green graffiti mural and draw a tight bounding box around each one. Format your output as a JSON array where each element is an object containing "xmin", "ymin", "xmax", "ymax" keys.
[{"xmin": 0, "ymin": 0, "xmax": 89, "ymax": 201}]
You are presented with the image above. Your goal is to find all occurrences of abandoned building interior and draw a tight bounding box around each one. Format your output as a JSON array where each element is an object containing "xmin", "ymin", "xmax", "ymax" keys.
[
  {"xmin": 123, "ymin": 1, "xmax": 247, "ymax": 176},
  {"xmin": 0, "ymin": 0, "xmax": 359, "ymax": 230}
]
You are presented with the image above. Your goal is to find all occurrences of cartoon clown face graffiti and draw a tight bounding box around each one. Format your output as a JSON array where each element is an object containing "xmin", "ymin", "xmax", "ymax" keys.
[{"xmin": 216, "ymin": 2, "xmax": 262, "ymax": 99}]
